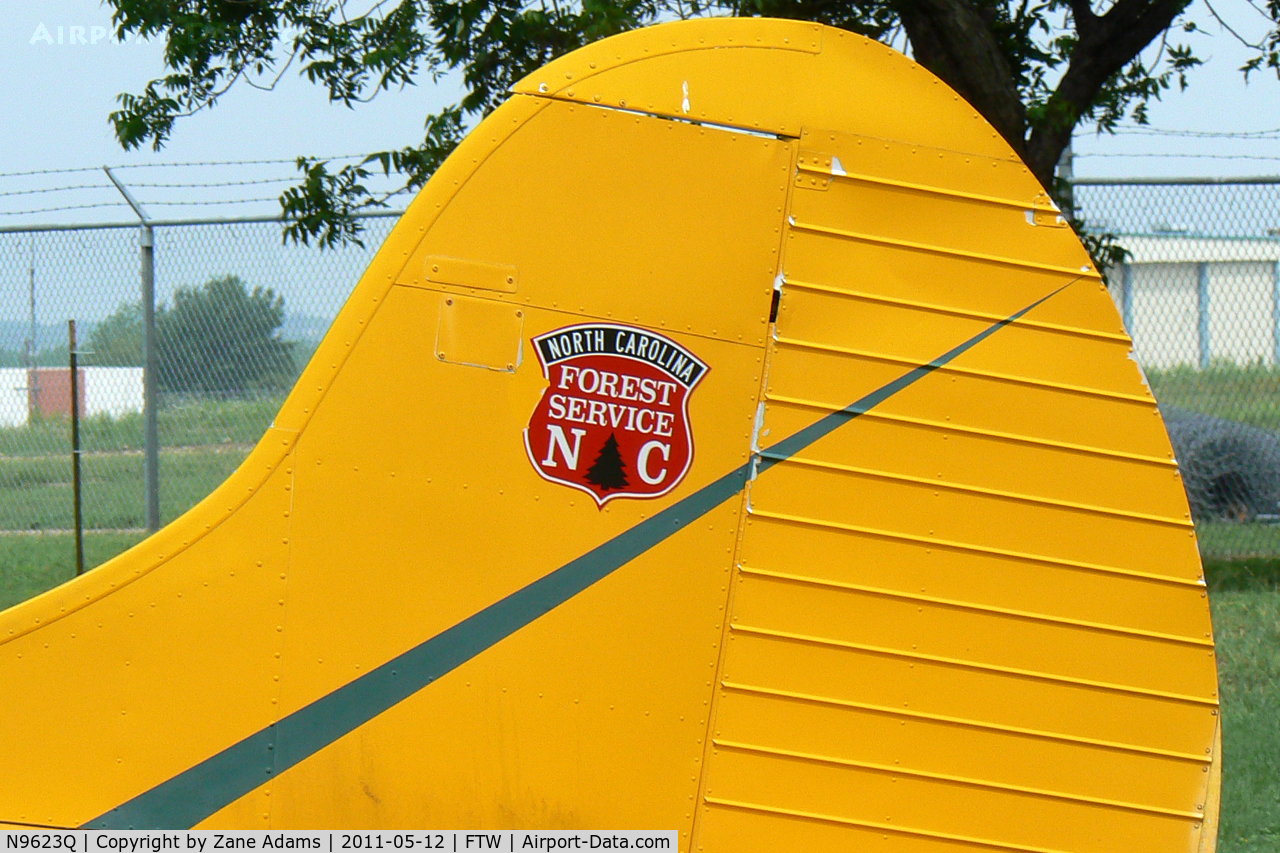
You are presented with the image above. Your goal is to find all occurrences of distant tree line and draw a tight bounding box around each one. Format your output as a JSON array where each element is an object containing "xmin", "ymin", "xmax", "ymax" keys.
[
  {"xmin": 0, "ymin": 347, "xmax": 73, "ymax": 369},
  {"xmin": 89, "ymin": 275, "xmax": 295, "ymax": 397}
]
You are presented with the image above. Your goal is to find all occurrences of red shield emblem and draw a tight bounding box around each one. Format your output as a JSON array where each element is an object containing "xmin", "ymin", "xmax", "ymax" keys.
[{"xmin": 524, "ymin": 323, "xmax": 708, "ymax": 506}]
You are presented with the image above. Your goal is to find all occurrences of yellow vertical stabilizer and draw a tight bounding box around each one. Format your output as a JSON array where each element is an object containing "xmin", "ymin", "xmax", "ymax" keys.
[{"xmin": 0, "ymin": 18, "xmax": 1218, "ymax": 851}]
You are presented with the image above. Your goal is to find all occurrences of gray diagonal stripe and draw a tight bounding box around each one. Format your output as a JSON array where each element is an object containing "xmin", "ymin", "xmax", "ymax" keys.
[{"xmin": 85, "ymin": 281, "xmax": 1072, "ymax": 829}]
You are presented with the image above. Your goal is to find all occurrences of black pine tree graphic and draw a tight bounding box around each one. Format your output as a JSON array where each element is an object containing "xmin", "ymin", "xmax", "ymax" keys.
[{"xmin": 585, "ymin": 433, "xmax": 629, "ymax": 491}]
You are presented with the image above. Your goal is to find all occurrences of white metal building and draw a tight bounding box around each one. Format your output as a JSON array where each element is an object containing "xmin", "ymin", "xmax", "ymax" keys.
[
  {"xmin": 0, "ymin": 366, "xmax": 144, "ymax": 428},
  {"xmin": 1109, "ymin": 235, "xmax": 1280, "ymax": 369}
]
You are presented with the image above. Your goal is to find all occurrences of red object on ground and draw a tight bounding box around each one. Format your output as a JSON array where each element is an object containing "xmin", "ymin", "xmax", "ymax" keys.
[{"xmin": 28, "ymin": 367, "xmax": 85, "ymax": 420}]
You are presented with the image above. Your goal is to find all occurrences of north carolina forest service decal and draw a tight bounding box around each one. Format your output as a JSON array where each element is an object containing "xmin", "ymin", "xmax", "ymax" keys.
[{"xmin": 524, "ymin": 323, "xmax": 708, "ymax": 506}]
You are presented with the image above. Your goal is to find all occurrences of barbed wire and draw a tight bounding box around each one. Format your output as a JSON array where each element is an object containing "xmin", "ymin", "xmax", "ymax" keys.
[
  {"xmin": 0, "ymin": 154, "xmax": 375, "ymax": 181},
  {"xmin": 145, "ymin": 198, "xmax": 282, "ymax": 206},
  {"xmin": 125, "ymin": 177, "xmax": 302, "ymax": 189},
  {"xmin": 108, "ymin": 153, "xmax": 374, "ymax": 171},
  {"xmin": 0, "ymin": 166, "xmax": 104, "ymax": 180},
  {"xmin": 0, "ymin": 184, "xmax": 116, "ymax": 199},
  {"xmin": 0, "ymin": 201, "xmax": 128, "ymax": 217},
  {"xmin": 1077, "ymin": 152, "xmax": 1280, "ymax": 160},
  {"xmin": 0, "ymin": 198, "xmax": 292, "ymax": 217},
  {"xmin": 0, "ymin": 173, "xmax": 404, "ymax": 200},
  {"xmin": 1, "ymin": 183, "xmax": 412, "ymax": 216},
  {"xmin": 1094, "ymin": 127, "xmax": 1280, "ymax": 139},
  {"xmin": 4, "ymin": 126, "xmax": 1275, "ymax": 187},
  {"xmin": 2, "ymin": 143, "xmax": 1273, "ymax": 222}
]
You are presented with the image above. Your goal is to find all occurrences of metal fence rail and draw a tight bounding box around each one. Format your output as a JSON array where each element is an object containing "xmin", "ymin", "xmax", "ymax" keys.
[
  {"xmin": 0, "ymin": 178, "xmax": 1276, "ymax": 587},
  {"xmin": 1076, "ymin": 177, "xmax": 1280, "ymax": 559}
]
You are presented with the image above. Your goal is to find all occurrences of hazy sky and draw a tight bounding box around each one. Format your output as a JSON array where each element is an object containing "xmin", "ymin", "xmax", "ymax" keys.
[
  {"xmin": 1, "ymin": 0, "xmax": 1278, "ymax": 228},
  {"xmin": 3, "ymin": 0, "xmax": 459, "ymax": 226}
]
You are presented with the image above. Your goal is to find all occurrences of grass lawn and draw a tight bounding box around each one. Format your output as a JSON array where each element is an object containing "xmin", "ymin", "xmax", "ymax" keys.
[
  {"xmin": 0, "ymin": 397, "xmax": 281, "ymax": 457},
  {"xmin": 1208, "ymin": 561, "xmax": 1280, "ymax": 852},
  {"xmin": 0, "ymin": 445, "xmax": 247, "ymax": 531},
  {"xmin": 1147, "ymin": 363, "xmax": 1280, "ymax": 433},
  {"xmin": 0, "ymin": 398, "xmax": 266, "ymax": 609},
  {"xmin": 0, "ymin": 531, "xmax": 145, "ymax": 611},
  {"xmin": 1199, "ymin": 522, "xmax": 1280, "ymax": 561}
]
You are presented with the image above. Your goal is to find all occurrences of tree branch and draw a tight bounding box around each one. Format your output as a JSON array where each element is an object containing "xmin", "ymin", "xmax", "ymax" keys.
[
  {"xmin": 1203, "ymin": 0, "xmax": 1266, "ymax": 49},
  {"xmin": 894, "ymin": 0, "xmax": 1028, "ymax": 158},
  {"xmin": 1069, "ymin": 0, "xmax": 1098, "ymax": 40},
  {"xmin": 1025, "ymin": 0, "xmax": 1191, "ymax": 185}
]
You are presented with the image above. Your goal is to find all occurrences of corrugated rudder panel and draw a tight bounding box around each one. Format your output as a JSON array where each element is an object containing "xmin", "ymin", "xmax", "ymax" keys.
[{"xmin": 696, "ymin": 129, "xmax": 1219, "ymax": 852}]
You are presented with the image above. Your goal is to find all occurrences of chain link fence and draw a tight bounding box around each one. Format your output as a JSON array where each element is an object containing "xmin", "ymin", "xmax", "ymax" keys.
[
  {"xmin": 1077, "ymin": 178, "xmax": 1280, "ymax": 560},
  {"xmin": 0, "ymin": 213, "xmax": 397, "ymax": 600},
  {"xmin": 0, "ymin": 179, "xmax": 1276, "ymax": 596}
]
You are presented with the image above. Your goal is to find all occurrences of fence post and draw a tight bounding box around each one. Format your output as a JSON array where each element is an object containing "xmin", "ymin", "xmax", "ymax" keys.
[
  {"xmin": 1056, "ymin": 140, "xmax": 1075, "ymax": 220},
  {"xmin": 27, "ymin": 240, "xmax": 37, "ymax": 410},
  {"xmin": 1197, "ymin": 261, "xmax": 1210, "ymax": 370},
  {"xmin": 103, "ymin": 167, "xmax": 160, "ymax": 532},
  {"xmin": 1120, "ymin": 263, "xmax": 1133, "ymax": 333},
  {"xmin": 1273, "ymin": 260, "xmax": 1280, "ymax": 367},
  {"xmin": 69, "ymin": 320, "xmax": 84, "ymax": 576},
  {"xmin": 141, "ymin": 224, "xmax": 159, "ymax": 531}
]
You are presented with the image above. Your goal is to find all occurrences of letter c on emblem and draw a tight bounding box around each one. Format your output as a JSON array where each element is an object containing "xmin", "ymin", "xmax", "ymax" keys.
[{"xmin": 637, "ymin": 440, "xmax": 671, "ymax": 485}]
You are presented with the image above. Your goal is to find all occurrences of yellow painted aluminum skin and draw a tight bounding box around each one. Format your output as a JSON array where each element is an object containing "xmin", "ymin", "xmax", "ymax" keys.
[{"xmin": 0, "ymin": 18, "xmax": 1218, "ymax": 851}]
